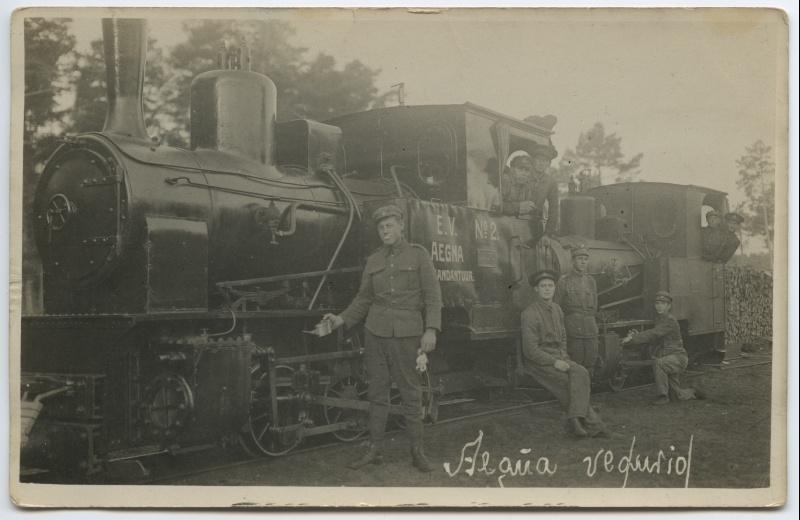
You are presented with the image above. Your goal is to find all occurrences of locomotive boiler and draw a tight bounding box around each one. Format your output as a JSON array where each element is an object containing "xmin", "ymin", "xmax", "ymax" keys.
[{"xmin": 21, "ymin": 18, "xmax": 729, "ymax": 475}]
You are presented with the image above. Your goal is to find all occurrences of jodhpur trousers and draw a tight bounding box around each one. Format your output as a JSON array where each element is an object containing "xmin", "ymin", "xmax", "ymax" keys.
[
  {"xmin": 523, "ymin": 359, "xmax": 605, "ymax": 435},
  {"xmin": 653, "ymin": 352, "xmax": 696, "ymax": 401},
  {"xmin": 364, "ymin": 330, "xmax": 424, "ymax": 447}
]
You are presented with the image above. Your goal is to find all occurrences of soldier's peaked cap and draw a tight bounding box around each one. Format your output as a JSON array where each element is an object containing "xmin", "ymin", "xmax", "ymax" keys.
[
  {"xmin": 572, "ymin": 246, "xmax": 590, "ymax": 258},
  {"xmin": 706, "ymin": 210, "xmax": 722, "ymax": 221},
  {"xmin": 654, "ymin": 291, "xmax": 673, "ymax": 303},
  {"xmin": 372, "ymin": 205, "xmax": 403, "ymax": 224},
  {"xmin": 531, "ymin": 142, "xmax": 558, "ymax": 160},
  {"xmin": 724, "ymin": 212, "xmax": 744, "ymax": 224},
  {"xmin": 506, "ymin": 150, "xmax": 533, "ymax": 168},
  {"xmin": 529, "ymin": 269, "xmax": 559, "ymax": 286}
]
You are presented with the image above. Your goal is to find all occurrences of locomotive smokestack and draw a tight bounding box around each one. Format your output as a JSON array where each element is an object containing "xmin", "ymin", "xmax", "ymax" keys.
[{"xmin": 102, "ymin": 18, "xmax": 150, "ymax": 141}]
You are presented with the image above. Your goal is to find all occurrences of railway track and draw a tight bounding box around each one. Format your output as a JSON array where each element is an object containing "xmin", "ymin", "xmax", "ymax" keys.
[
  {"xmin": 19, "ymin": 354, "xmax": 770, "ymax": 485},
  {"xmin": 133, "ymin": 355, "xmax": 772, "ymax": 486}
]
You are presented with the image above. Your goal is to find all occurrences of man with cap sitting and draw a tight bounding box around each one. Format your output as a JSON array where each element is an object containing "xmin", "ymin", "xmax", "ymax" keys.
[
  {"xmin": 555, "ymin": 246, "xmax": 599, "ymax": 380},
  {"xmin": 700, "ymin": 210, "xmax": 726, "ymax": 262},
  {"xmin": 501, "ymin": 144, "xmax": 560, "ymax": 247},
  {"xmin": 323, "ymin": 204, "xmax": 442, "ymax": 472},
  {"xmin": 621, "ymin": 292, "xmax": 703, "ymax": 405},
  {"xmin": 521, "ymin": 269, "xmax": 609, "ymax": 438},
  {"xmin": 715, "ymin": 212, "xmax": 744, "ymax": 263}
]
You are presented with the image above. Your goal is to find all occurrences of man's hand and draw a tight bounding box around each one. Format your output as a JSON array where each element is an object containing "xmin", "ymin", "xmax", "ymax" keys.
[
  {"xmin": 553, "ymin": 359, "xmax": 570, "ymax": 372},
  {"xmin": 420, "ymin": 328, "xmax": 437, "ymax": 353},
  {"xmin": 519, "ymin": 201, "xmax": 535, "ymax": 214},
  {"xmin": 620, "ymin": 334, "xmax": 633, "ymax": 345},
  {"xmin": 322, "ymin": 313, "xmax": 345, "ymax": 330},
  {"xmin": 540, "ymin": 235, "xmax": 551, "ymax": 248}
]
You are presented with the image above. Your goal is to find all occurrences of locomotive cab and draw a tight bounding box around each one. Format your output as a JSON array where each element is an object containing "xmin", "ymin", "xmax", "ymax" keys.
[
  {"xmin": 571, "ymin": 182, "xmax": 729, "ymax": 358},
  {"xmin": 326, "ymin": 103, "xmax": 557, "ymax": 212}
]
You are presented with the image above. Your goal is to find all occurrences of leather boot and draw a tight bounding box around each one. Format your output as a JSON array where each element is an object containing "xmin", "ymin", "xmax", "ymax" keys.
[
  {"xmin": 408, "ymin": 417, "xmax": 432, "ymax": 472},
  {"xmin": 348, "ymin": 444, "xmax": 383, "ymax": 470},
  {"xmin": 568, "ymin": 417, "xmax": 588, "ymax": 437},
  {"xmin": 349, "ymin": 407, "xmax": 388, "ymax": 470},
  {"xmin": 410, "ymin": 447, "xmax": 433, "ymax": 472}
]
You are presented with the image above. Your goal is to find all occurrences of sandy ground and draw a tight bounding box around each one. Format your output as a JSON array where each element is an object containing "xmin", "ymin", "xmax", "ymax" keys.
[{"xmin": 171, "ymin": 356, "xmax": 773, "ymax": 489}]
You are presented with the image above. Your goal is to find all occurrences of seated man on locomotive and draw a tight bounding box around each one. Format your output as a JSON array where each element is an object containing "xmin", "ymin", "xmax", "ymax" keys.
[
  {"xmin": 520, "ymin": 269, "xmax": 610, "ymax": 438},
  {"xmin": 620, "ymin": 292, "xmax": 704, "ymax": 405},
  {"xmin": 700, "ymin": 210, "xmax": 727, "ymax": 261},
  {"xmin": 555, "ymin": 246, "xmax": 599, "ymax": 380},
  {"xmin": 714, "ymin": 212, "xmax": 745, "ymax": 263},
  {"xmin": 323, "ymin": 204, "xmax": 442, "ymax": 472},
  {"xmin": 501, "ymin": 143, "xmax": 560, "ymax": 247}
]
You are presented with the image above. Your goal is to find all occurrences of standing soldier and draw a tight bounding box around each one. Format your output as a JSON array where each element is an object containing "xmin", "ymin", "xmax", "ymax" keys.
[
  {"xmin": 621, "ymin": 292, "xmax": 704, "ymax": 405},
  {"xmin": 700, "ymin": 210, "xmax": 726, "ymax": 261},
  {"xmin": 520, "ymin": 269, "xmax": 609, "ymax": 438},
  {"xmin": 555, "ymin": 246, "xmax": 599, "ymax": 380},
  {"xmin": 323, "ymin": 205, "xmax": 442, "ymax": 472},
  {"xmin": 715, "ymin": 212, "xmax": 744, "ymax": 263}
]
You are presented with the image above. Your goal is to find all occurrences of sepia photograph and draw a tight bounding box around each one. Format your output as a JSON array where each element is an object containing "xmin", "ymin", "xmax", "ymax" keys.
[{"xmin": 7, "ymin": 4, "xmax": 791, "ymax": 510}]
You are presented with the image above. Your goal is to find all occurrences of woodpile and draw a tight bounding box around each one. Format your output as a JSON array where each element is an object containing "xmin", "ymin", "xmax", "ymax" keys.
[{"xmin": 725, "ymin": 266, "xmax": 773, "ymax": 349}]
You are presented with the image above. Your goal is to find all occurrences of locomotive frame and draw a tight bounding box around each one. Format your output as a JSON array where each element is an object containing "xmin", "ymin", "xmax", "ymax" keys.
[{"xmin": 20, "ymin": 18, "xmax": 731, "ymax": 476}]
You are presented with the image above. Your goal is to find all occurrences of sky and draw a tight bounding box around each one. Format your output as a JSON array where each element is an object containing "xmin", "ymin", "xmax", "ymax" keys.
[{"xmin": 66, "ymin": 8, "xmax": 785, "ymax": 225}]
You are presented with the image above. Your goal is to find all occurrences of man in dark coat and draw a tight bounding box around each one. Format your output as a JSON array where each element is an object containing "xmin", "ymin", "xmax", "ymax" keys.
[
  {"xmin": 324, "ymin": 204, "xmax": 442, "ymax": 472},
  {"xmin": 700, "ymin": 210, "xmax": 726, "ymax": 261},
  {"xmin": 621, "ymin": 292, "xmax": 704, "ymax": 405},
  {"xmin": 501, "ymin": 144, "xmax": 560, "ymax": 247},
  {"xmin": 520, "ymin": 269, "xmax": 609, "ymax": 438},
  {"xmin": 715, "ymin": 212, "xmax": 744, "ymax": 263},
  {"xmin": 555, "ymin": 246, "xmax": 599, "ymax": 379}
]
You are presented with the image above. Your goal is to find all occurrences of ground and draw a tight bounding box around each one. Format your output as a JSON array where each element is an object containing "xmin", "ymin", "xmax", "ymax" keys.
[{"xmin": 170, "ymin": 355, "xmax": 773, "ymax": 489}]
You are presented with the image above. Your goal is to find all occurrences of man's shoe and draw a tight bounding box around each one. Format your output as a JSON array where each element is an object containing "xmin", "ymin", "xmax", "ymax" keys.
[
  {"xmin": 348, "ymin": 446, "xmax": 383, "ymax": 470},
  {"xmin": 691, "ymin": 385, "xmax": 706, "ymax": 400},
  {"xmin": 410, "ymin": 447, "xmax": 433, "ymax": 472},
  {"xmin": 568, "ymin": 417, "xmax": 588, "ymax": 437},
  {"xmin": 591, "ymin": 429, "xmax": 618, "ymax": 439},
  {"xmin": 651, "ymin": 396, "xmax": 670, "ymax": 406}
]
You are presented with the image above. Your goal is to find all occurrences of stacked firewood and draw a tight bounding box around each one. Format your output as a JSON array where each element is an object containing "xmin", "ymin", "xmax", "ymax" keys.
[{"xmin": 725, "ymin": 266, "xmax": 773, "ymax": 348}]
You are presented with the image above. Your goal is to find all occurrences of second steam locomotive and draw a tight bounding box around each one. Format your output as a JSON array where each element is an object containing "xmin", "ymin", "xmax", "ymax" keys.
[{"xmin": 21, "ymin": 19, "xmax": 729, "ymax": 474}]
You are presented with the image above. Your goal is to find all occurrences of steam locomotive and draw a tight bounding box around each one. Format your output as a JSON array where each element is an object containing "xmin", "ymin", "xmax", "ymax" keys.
[{"xmin": 21, "ymin": 19, "xmax": 729, "ymax": 474}]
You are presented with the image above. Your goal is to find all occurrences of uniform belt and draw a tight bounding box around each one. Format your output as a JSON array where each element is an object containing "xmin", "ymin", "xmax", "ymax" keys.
[
  {"xmin": 655, "ymin": 343, "xmax": 685, "ymax": 357},
  {"xmin": 538, "ymin": 342, "xmax": 562, "ymax": 349},
  {"xmin": 374, "ymin": 300, "xmax": 422, "ymax": 311}
]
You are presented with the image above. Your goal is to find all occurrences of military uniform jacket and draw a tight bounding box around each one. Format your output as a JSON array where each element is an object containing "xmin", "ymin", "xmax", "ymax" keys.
[
  {"xmin": 521, "ymin": 297, "xmax": 569, "ymax": 366},
  {"xmin": 632, "ymin": 312, "xmax": 686, "ymax": 357},
  {"xmin": 340, "ymin": 240, "xmax": 442, "ymax": 338},
  {"xmin": 555, "ymin": 271, "xmax": 599, "ymax": 338},
  {"xmin": 500, "ymin": 172, "xmax": 560, "ymax": 237},
  {"xmin": 701, "ymin": 226, "xmax": 726, "ymax": 261},
  {"xmin": 716, "ymin": 231, "xmax": 741, "ymax": 263}
]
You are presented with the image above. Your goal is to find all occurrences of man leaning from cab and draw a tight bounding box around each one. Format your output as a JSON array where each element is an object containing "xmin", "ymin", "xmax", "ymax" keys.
[{"xmin": 501, "ymin": 143, "xmax": 560, "ymax": 247}]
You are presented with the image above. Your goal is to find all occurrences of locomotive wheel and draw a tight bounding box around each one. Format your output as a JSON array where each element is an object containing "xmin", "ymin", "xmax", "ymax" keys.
[
  {"xmin": 240, "ymin": 364, "xmax": 305, "ymax": 457},
  {"xmin": 606, "ymin": 368, "xmax": 628, "ymax": 392},
  {"xmin": 389, "ymin": 369, "xmax": 432, "ymax": 430},
  {"xmin": 323, "ymin": 375, "xmax": 369, "ymax": 442}
]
